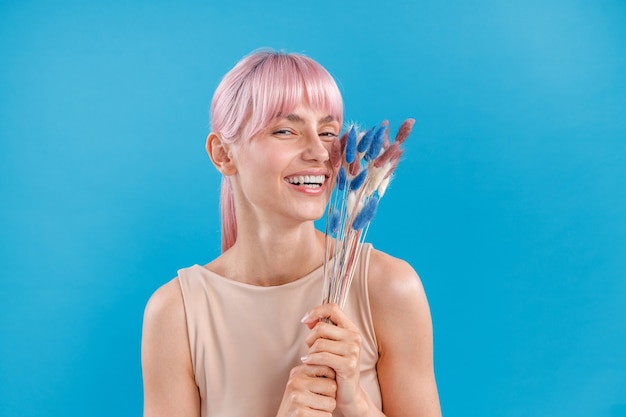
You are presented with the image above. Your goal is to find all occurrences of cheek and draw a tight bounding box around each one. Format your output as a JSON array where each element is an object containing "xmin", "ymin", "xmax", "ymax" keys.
[
  {"xmin": 256, "ymin": 144, "xmax": 296, "ymax": 167},
  {"xmin": 236, "ymin": 145, "xmax": 285, "ymax": 181}
]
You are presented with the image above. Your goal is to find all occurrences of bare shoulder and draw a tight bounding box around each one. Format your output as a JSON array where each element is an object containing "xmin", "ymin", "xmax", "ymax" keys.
[
  {"xmin": 143, "ymin": 277, "xmax": 186, "ymax": 327},
  {"xmin": 366, "ymin": 249, "xmax": 441, "ymax": 416},
  {"xmin": 366, "ymin": 249, "xmax": 432, "ymax": 354},
  {"xmin": 142, "ymin": 277, "xmax": 191, "ymax": 370},
  {"xmin": 142, "ymin": 277, "xmax": 190, "ymax": 365},
  {"xmin": 142, "ymin": 278, "xmax": 199, "ymax": 416},
  {"xmin": 367, "ymin": 248, "xmax": 427, "ymax": 308}
]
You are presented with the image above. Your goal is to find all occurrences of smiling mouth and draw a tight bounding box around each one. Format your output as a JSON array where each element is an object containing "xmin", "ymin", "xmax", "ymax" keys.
[{"xmin": 284, "ymin": 175, "xmax": 326, "ymax": 188}]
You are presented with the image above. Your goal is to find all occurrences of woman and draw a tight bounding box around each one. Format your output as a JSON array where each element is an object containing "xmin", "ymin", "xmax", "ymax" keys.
[{"xmin": 142, "ymin": 49, "xmax": 441, "ymax": 417}]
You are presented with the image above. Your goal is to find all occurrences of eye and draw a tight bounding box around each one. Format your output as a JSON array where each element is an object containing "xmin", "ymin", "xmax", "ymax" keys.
[
  {"xmin": 272, "ymin": 128, "xmax": 295, "ymax": 137},
  {"xmin": 319, "ymin": 131, "xmax": 338, "ymax": 140}
]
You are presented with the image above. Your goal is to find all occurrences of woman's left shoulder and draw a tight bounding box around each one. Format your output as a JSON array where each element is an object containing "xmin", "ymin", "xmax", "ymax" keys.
[
  {"xmin": 366, "ymin": 248, "xmax": 427, "ymax": 304},
  {"xmin": 365, "ymin": 248, "xmax": 441, "ymax": 417},
  {"xmin": 365, "ymin": 248, "xmax": 434, "ymax": 358}
]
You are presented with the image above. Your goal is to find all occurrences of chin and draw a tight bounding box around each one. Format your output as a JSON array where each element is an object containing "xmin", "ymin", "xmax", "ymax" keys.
[{"xmin": 297, "ymin": 207, "xmax": 327, "ymax": 223}]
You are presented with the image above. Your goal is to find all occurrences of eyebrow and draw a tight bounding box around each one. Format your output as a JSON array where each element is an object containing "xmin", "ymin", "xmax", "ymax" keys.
[{"xmin": 284, "ymin": 113, "xmax": 337, "ymax": 124}]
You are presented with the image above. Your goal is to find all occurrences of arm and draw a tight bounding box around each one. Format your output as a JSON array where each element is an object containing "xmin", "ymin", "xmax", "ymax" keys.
[
  {"xmin": 141, "ymin": 278, "xmax": 201, "ymax": 417},
  {"xmin": 368, "ymin": 250, "xmax": 441, "ymax": 417},
  {"xmin": 300, "ymin": 250, "xmax": 441, "ymax": 417}
]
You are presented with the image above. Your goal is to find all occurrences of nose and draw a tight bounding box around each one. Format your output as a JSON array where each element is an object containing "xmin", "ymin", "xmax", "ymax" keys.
[{"xmin": 302, "ymin": 130, "xmax": 330, "ymax": 162}]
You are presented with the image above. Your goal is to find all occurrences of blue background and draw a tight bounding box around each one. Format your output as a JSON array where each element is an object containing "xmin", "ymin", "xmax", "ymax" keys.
[{"xmin": 1, "ymin": 0, "xmax": 625, "ymax": 416}]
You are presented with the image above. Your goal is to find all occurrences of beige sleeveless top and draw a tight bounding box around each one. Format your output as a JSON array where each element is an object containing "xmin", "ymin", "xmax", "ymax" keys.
[{"xmin": 178, "ymin": 244, "xmax": 381, "ymax": 417}]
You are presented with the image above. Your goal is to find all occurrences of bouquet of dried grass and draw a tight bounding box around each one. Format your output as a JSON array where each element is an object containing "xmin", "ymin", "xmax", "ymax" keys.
[{"xmin": 322, "ymin": 119, "xmax": 414, "ymax": 308}]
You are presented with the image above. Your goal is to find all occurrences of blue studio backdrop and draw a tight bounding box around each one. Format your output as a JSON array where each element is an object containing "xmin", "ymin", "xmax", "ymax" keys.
[{"xmin": 1, "ymin": 1, "xmax": 625, "ymax": 416}]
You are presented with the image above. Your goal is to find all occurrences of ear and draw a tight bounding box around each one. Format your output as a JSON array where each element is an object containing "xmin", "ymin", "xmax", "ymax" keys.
[{"xmin": 206, "ymin": 132, "xmax": 237, "ymax": 176}]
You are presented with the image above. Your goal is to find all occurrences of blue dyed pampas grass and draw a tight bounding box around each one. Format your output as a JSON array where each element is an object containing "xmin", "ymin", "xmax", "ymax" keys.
[{"xmin": 322, "ymin": 119, "xmax": 414, "ymax": 308}]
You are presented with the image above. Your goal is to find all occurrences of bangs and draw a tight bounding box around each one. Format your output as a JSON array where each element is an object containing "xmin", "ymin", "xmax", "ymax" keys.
[
  {"xmin": 251, "ymin": 54, "xmax": 343, "ymax": 137},
  {"xmin": 238, "ymin": 53, "xmax": 343, "ymax": 141}
]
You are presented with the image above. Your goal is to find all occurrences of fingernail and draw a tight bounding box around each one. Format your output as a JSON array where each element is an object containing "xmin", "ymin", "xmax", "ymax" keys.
[
  {"xmin": 300, "ymin": 311, "xmax": 312, "ymax": 323},
  {"xmin": 300, "ymin": 355, "xmax": 310, "ymax": 363}
]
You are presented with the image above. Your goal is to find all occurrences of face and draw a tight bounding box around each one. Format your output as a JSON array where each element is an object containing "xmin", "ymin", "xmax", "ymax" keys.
[{"xmin": 228, "ymin": 102, "xmax": 341, "ymax": 227}]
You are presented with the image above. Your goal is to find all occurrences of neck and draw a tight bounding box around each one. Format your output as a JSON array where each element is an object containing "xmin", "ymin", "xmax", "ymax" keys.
[{"xmin": 211, "ymin": 221, "xmax": 327, "ymax": 286}]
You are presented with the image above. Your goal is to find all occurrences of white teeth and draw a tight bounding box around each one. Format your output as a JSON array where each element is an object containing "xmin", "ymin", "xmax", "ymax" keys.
[{"xmin": 285, "ymin": 175, "xmax": 325, "ymax": 187}]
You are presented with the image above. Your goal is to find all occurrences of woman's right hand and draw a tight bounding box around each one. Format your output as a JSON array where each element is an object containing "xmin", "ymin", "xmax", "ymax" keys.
[{"xmin": 276, "ymin": 364, "xmax": 337, "ymax": 416}]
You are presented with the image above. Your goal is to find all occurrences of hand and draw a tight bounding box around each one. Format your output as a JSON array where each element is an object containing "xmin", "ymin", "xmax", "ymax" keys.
[
  {"xmin": 276, "ymin": 364, "xmax": 337, "ymax": 417},
  {"xmin": 300, "ymin": 303, "xmax": 365, "ymax": 416}
]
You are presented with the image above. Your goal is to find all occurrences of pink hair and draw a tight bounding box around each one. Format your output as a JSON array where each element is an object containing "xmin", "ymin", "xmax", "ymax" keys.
[{"xmin": 210, "ymin": 50, "xmax": 344, "ymax": 252}]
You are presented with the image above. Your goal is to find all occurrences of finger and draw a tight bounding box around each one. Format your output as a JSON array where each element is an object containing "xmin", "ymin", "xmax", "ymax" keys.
[
  {"xmin": 289, "ymin": 387, "xmax": 336, "ymax": 414},
  {"xmin": 304, "ymin": 321, "xmax": 361, "ymax": 348},
  {"xmin": 307, "ymin": 337, "xmax": 358, "ymax": 360},
  {"xmin": 301, "ymin": 340, "xmax": 360, "ymax": 378},
  {"xmin": 301, "ymin": 351, "xmax": 356, "ymax": 376},
  {"xmin": 301, "ymin": 303, "xmax": 357, "ymax": 331},
  {"xmin": 299, "ymin": 364, "xmax": 336, "ymax": 380},
  {"xmin": 286, "ymin": 365, "xmax": 338, "ymax": 412},
  {"xmin": 307, "ymin": 372, "xmax": 338, "ymax": 397}
]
